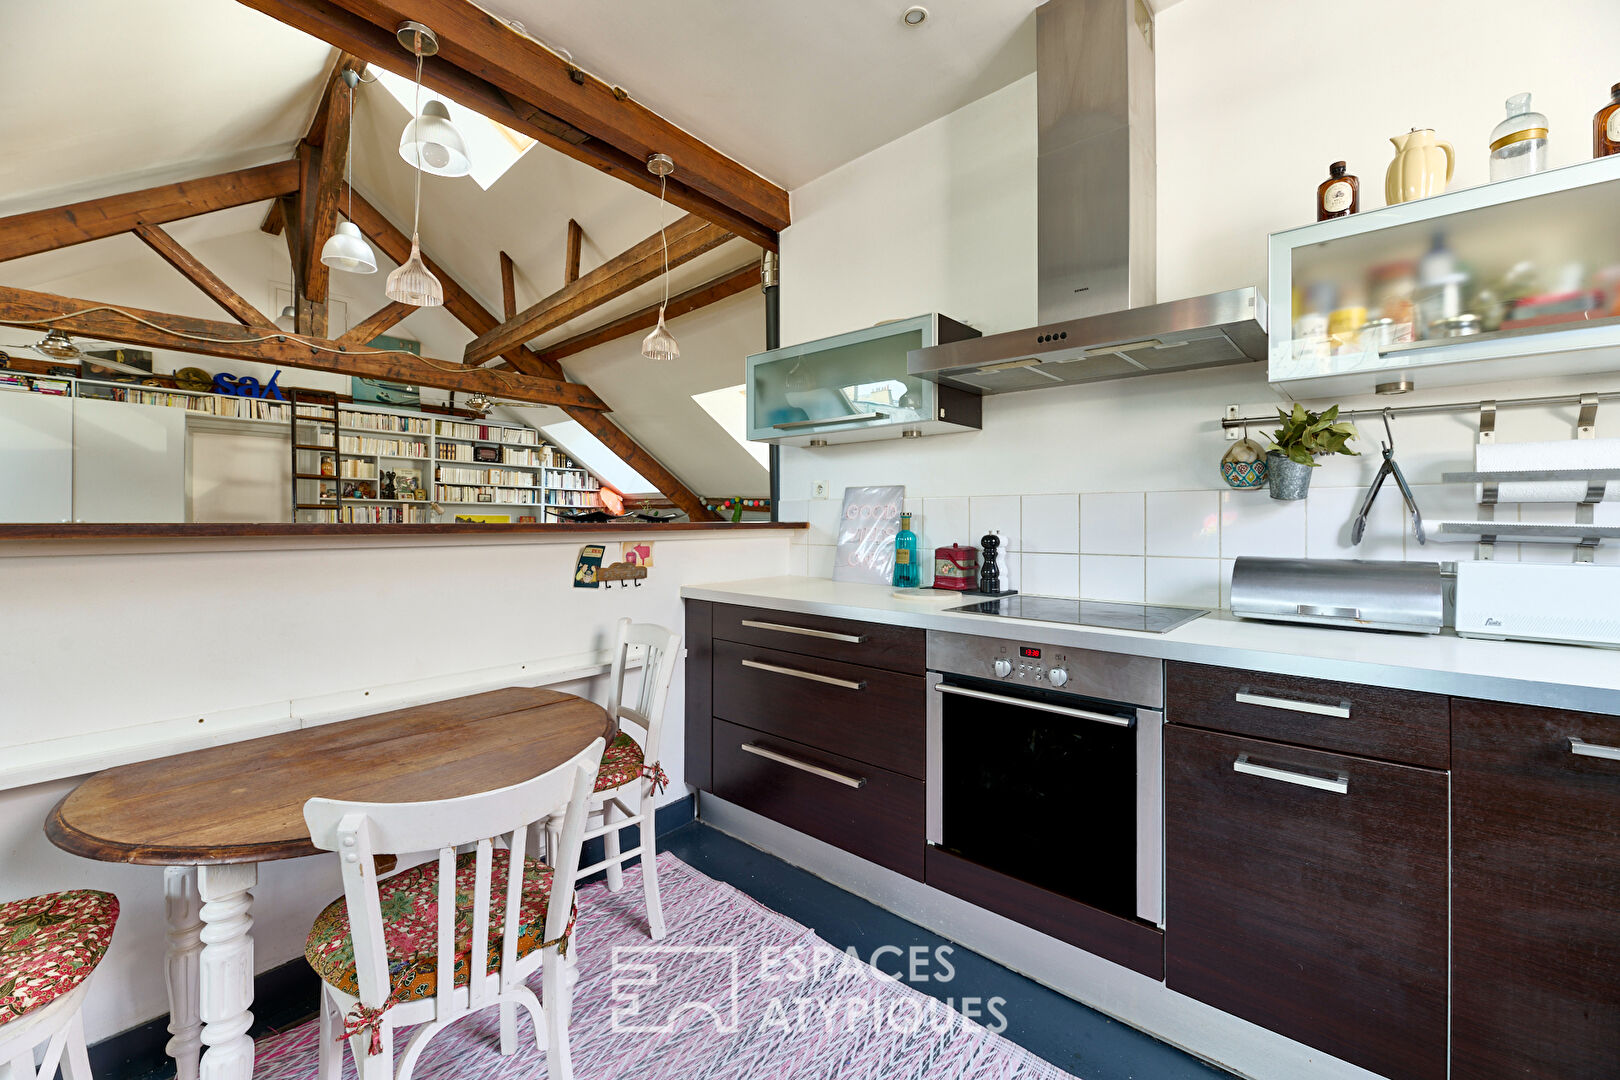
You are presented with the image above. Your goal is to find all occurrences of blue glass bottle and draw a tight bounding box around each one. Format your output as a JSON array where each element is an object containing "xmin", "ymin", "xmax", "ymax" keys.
[{"xmin": 893, "ymin": 512, "xmax": 920, "ymax": 588}]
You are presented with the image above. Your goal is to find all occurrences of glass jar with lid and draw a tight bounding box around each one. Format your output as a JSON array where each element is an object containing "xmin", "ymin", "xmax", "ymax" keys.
[{"xmin": 1490, "ymin": 93, "xmax": 1549, "ymax": 180}]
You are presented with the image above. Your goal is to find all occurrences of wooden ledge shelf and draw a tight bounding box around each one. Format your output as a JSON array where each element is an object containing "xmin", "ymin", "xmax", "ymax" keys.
[{"xmin": 0, "ymin": 521, "xmax": 807, "ymax": 541}]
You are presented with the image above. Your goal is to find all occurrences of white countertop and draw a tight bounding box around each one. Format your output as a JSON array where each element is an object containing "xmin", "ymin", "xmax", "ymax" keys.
[{"xmin": 681, "ymin": 576, "xmax": 1620, "ymax": 715}]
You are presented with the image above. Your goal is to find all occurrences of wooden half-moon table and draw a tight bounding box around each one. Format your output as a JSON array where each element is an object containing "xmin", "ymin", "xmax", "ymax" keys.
[{"xmin": 46, "ymin": 686, "xmax": 614, "ymax": 1080}]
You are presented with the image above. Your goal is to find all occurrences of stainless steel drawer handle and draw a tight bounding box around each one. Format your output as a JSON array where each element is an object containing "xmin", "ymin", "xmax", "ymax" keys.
[
  {"xmin": 740, "ymin": 743, "xmax": 866, "ymax": 788},
  {"xmin": 740, "ymin": 619, "xmax": 867, "ymax": 644},
  {"xmin": 1570, "ymin": 738, "xmax": 1620, "ymax": 761},
  {"xmin": 933, "ymin": 682, "xmax": 1134, "ymax": 727},
  {"xmin": 1235, "ymin": 690, "xmax": 1351, "ymax": 719},
  {"xmin": 741, "ymin": 658, "xmax": 865, "ymax": 691},
  {"xmin": 1233, "ymin": 753, "xmax": 1349, "ymax": 795}
]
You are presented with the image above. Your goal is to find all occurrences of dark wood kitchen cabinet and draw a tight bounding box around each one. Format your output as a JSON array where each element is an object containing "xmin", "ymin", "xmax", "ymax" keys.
[
  {"xmin": 1164, "ymin": 722, "xmax": 1449, "ymax": 1080},
  {"xmin": 688, "ymin": 601, "xmax": 927, "ymax": 879},
  {"xmin": 1451, "ymin": 698, "xmax": 1620, "ymax": 1080}
]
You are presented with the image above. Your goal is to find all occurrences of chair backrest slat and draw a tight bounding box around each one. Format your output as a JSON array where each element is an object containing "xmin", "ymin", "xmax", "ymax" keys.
[
  {"xmin": 606, "ymin": 618, "xmax": 682, "ymax": 778},
  {"xmin": 305, "ymin": 737, "xmax": 606, "ymax": 1014}
]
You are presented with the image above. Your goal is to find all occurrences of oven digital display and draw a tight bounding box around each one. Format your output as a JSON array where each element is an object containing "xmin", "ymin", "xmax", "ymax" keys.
[{"xmin": 1019, "ymin": 646, "xmax": 1041, "ymax": 659}]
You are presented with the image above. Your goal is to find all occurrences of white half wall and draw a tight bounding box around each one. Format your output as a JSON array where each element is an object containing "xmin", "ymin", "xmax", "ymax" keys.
[{"xmin": 0, "ymin": 530, "xmax": 789, "ymax": 1043}]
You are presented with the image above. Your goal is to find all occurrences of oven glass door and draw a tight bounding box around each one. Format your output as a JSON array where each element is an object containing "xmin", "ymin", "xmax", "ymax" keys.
[{"xmin": 931, "ymin": 673, "xmax": 1140, "ymax": 920}]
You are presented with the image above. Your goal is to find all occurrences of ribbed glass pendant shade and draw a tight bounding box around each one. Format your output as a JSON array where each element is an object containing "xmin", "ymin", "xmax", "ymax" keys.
[
  {"xmin": 320, "ymin": 221, "xmax": 377, "ymax": 274},
  {"xmin": 385, "ymin": 233, "xmax": 444, "ymax": 306},
  {"xmin": 640, "ymin": 306, "xmax": 680, "ymax": 361},
  {"xmin": 399, "ymin": 100, "xmax": 471, "ymax": 177}
]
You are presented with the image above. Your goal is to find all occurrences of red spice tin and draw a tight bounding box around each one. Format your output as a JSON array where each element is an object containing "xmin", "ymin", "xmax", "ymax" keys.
[{"xmin": 932, "ymin": 542, "xmax": 979, "ymax": 590}]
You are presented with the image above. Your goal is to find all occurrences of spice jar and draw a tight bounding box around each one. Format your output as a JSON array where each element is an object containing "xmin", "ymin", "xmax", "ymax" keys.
[
  {"xmin": 1596, "ymin": 82, "xmax": 1620, "ymax": 158},
  {"xmin": 1317, "ymin": 161, "xmax": 1359, "ymax": 220}
]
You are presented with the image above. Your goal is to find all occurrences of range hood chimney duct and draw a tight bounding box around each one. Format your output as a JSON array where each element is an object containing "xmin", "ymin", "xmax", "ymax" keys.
[{"xmin": 1037, "ymin": 0, "xmax": 1156, "ymax": 324}]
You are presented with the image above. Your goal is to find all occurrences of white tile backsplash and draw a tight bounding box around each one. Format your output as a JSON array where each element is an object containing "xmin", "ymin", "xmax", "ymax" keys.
[
  {"xmin": 807, "ymin": 544, "xmax": 836, "ymax": 578},
  {"xmin": 1305, "ymin": 485, "xmax": 1407, "ymax": 561},
  {"xmin": 1146, "ymin": 491, "xmax": 1220, "ymax": 558},
  {"xmin": 1146, "ymin": 557, "xmax": 1221, "ymax": 608},
  {"xmin": 1220, "ymin": 489, "xmax": 1307, "ymax": 558},
  {"xmin": 805, "ymin": 498, "xmax": 842, "ymax": 546},
  {"xmin": 1081, "ymin": 492, "xmax": 1145, "ymax": 555},
  {"xmin": 1021, "ymin": 493, "xmax": 1080, "ymax": 553},
  {"xmin": 922, "ymin": 496, "xmax": 972, "ymax": 551},
  {"xmin": 1021, "ymin": 552, "xmax": 1080, "ymax": 598},
  {"xmin": 786, "ymin": 544, "xmax": 809, "ymax": 576},
  {"xmin": 971, "ymin": 494, "xmax": 1022, "ymax": 553},
  {"xmin": 1081, "ymin": 555, "xmax": 1145, "ymax": 602}
]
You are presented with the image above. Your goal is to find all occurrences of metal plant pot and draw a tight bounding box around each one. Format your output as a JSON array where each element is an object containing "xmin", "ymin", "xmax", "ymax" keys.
[{"xmin": 1266, "ymin": 451, "xmax": 1314, "ymax": 501}]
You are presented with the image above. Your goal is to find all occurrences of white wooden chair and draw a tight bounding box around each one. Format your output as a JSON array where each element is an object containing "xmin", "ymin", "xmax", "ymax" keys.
[
  {"xmin": 549, "ymin": 618, "xmax": 682, "ymax": 940},
  {"xmin": 302, "ymin": 737, "xmax": 605, "ymax": 1080},
  {"xmin": 0, "ymin": 890, "xmax": 119, "ymax": 1080}
]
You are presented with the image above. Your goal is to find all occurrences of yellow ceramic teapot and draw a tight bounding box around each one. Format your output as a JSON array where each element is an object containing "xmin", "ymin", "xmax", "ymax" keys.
[{"xmin": 1385, "ymin": 129, "xmax": 1455, "ymax": 204}]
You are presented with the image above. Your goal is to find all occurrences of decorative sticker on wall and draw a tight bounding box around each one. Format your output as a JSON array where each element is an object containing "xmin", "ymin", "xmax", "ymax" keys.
[
  {"xmin": 575, "ymin": 544, "xmax": 607, "ymax": 588},
  {"xmin": 621, "ymin": 541, "xmax": 655, "ymax": 567}
]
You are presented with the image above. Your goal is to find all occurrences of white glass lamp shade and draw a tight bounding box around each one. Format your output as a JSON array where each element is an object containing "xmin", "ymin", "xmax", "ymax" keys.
[
  {"xmin": 320, "ymin": 221, "xmax": 377, "ymax": 274},
  {"xmin": 398, "ymin": 100, "xmax": 470, "ymax": 177},
  {"xmin": 385, "ymin": 233, "xmax": 444, "ymax": 307},
  {"xmin": 641, "ymin": 306, "xmax": 680, "ymax": 361},
  {"xmin": 275, "ymin": 305, "xmax": 297, "ymax": 331}
]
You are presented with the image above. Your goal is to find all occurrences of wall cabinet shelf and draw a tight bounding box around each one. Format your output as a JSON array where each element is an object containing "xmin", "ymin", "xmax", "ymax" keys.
[
  {"xmin": 746, "ymin": 314, "xmax": 983, "ymax": 447},
  {"xmin": 1268, "ymin": 155, "xmax": 1620, "ymax": 397}
]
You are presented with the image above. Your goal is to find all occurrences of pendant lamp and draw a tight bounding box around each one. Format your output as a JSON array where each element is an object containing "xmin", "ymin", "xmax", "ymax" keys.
[
  {"xmin": 385, "ymin": 23, "xmax": 446, "ymax": 307},
  {"xmin": 640, "ymin": 153, "xmax": 680, "ymax": 362},
  {"xmin": 399, "ymin": 100, "xmax": 470, "ymax": 178},
  {"xmin": 320, "ymin": 70, "xmax": 378, "ymax": 274}
]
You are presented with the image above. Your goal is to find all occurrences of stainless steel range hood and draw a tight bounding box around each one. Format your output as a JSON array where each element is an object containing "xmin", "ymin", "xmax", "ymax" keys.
[{"xmin": 908, "ymin": 0, "xmax": 1268, "ymax": 395}]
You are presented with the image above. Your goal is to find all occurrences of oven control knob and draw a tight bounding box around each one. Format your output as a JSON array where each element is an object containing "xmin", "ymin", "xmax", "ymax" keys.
[
  {"xmin": 993, "ymin": 658, "xmax": 1013, "ymax": 678},
  {"xmin": 1048, "ymin": 667, "xmax": 1069, "ymax": 687}
]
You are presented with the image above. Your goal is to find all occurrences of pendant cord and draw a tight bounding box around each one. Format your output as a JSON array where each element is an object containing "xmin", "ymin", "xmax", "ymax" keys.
[
  {"xmin": 411, "ymin": 46, "xmax": 424, "ymax": 239},
  {"xmin": 345, "ymin": 79, "xmax": 354, "ymax": 222},
  {"xmin": 658, "ymin": 173, "xmax": 670, "ymax": 311}
]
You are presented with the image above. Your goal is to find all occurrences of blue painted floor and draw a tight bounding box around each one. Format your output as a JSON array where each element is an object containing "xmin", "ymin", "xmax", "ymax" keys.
[{"xmin": 662, "ymin": 820, "xmax": 1236, "ymax": 1080}]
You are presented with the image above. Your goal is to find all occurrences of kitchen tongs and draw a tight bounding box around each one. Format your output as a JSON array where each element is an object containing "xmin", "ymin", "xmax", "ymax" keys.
[{"xmin": 1353, "ymin": 410, "xmax": 1426, "ymax": 546}]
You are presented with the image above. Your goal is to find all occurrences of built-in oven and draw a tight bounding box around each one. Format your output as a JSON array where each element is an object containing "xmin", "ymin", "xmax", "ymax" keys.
[{"xmin": 926, "ymin": 630, "xmax": 1164, "ymax": 928}]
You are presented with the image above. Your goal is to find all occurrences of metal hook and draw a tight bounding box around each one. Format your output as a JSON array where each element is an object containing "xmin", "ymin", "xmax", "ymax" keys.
[{"xmin": 1380, "ymin": 407, "xmax": 1395, "ymax": 453}]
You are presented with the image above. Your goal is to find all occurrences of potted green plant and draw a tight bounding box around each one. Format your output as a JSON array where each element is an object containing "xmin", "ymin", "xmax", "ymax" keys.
[{"xmin": 1266, "ymin": 404, "xmax": 1359, "ymax": 500}]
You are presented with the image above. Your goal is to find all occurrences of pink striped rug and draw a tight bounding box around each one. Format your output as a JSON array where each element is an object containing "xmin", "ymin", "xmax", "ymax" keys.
[{"xmin": 253, "ymin": 851, "xmax": 1076, "ymax": 1079}]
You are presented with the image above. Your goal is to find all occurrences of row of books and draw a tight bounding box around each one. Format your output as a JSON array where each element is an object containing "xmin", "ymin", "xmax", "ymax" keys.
[
  {"xmin": 434, "ymin": 466, "xmax": 536, "ymax": 487},
  {"xmin": 435, "ymin": 420, "xmax": 539, "ymax": 445},
  {"xmin": 435, "ymin": 484, "xmax": 540, "ymax": 504},
  {"xmin": 544, "ymin": 469, "xmax": 602, "ymax": 492},
  {"xmin": 334, "ymin": 436, "xmax": 430, "ymax": 457},
  {"xmin": 541, "ymin": 447, "xmax": 583, "ymax": 469},
  {"xmin": 85, "ymin": 386, "xmax": 294, "ymax": 420},
  {"xmin": 433, "ymin": 443, "xmax": 541, "ymax": 466},
  {"xmin": 547, "ymin": 490, "xmax": 602, "ymax": 508},
  {"xmin": 302, "ymin": 504, "xmax": 432, "ymax": 524},
  {"xmin": 339, "ymin": 410, "xmax": 433, "ymax": 434}
]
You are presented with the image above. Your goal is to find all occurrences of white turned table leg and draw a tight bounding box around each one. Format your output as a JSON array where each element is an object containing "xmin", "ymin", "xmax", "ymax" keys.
[
  {"xmin": 164, "ymin": 866, "xmax": 204, "ymax": 1080},
  {"xmin": 196, "ymin": 864, "xmax": 257, "ymax": 1080}
]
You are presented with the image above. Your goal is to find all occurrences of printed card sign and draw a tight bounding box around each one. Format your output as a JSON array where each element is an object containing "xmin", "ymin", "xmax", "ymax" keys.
[{"xmin": 833, "ymin": 485, "xmax": 905, "ymax": 586}]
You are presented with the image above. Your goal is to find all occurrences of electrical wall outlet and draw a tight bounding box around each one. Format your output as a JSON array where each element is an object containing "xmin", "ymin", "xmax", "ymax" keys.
[{"xmin": 811, "ymin": 480, "xmax": 830, "ymax": 499}]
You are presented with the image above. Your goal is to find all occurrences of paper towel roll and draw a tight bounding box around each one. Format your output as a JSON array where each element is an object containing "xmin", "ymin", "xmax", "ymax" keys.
[{"xmin": 1475, "ymin": 438, "xmax": 1620, "ymax": 502}]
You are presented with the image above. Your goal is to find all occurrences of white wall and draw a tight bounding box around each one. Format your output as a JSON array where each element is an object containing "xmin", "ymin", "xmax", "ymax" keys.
[
  {"xmin": 0, "ymin": 530, "xmax": 789, "ymax": 1042},
  {"xmin": 776, "ymin": 0, "xmax": 1620, "ymax": 596}
]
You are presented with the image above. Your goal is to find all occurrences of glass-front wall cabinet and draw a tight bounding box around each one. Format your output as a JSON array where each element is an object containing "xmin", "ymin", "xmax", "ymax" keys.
[
  {"xmin": 1269, "ymin": 156, "xmax": 1620, "ymax": 397},
  {"xmin": 746, "ymin": 314, "xmax": 982, "ymax": 446}
]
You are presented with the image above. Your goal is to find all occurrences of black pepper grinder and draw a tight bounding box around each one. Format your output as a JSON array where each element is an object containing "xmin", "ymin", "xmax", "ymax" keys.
[{"xmin": 978, "ymin": 533, "xmax": 1002, "ymax": 595}]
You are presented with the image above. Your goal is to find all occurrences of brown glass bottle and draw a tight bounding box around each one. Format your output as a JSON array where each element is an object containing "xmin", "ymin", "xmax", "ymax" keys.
[
  {"xmin": 1317, "ymin": 161, "xmax": 1359, "ymax": 221},
  {"xmin": 1595, "ymin": 82, "xmax": 1620, "ymax": 158}
]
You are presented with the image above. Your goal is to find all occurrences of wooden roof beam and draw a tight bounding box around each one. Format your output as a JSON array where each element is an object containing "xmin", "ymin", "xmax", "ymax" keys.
[
  {"xmin": 0, "ymin": 284, "xmax": 607, "ymax": 410},
  {"xmin": 132, "ymin": 224, "xmax": 277, "ymax": 330},
  {"xmin": 464, "ymin": 213, "xmax": 731, "ymax": 365},
  {"xmin": 565, "ymin": 219, "xmax": 583, "ymax": 284},
  {"xmin": 0, "ymin": 162, "xmax": 299, "ymax": 264},
  {"xmin": 264, "ymin": 51, "xmax": 365, "ymax": 237},
  {"xmin": 234, "ymin": 0, "xmax": 783, "ymax": 251},
  {"xmin": 337, "ymin": 300, "xmax": 415, "ymax": 346}
]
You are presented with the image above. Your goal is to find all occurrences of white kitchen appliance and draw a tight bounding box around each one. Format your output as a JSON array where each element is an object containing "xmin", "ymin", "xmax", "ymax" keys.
[{"xmin": 1454, "ymin": 561, "xmax": 1620, "ymax": 648}]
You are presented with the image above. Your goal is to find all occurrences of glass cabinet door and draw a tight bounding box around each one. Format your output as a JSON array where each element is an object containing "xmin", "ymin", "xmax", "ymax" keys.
[{"xmin": 747, "ymin": 315, "xmax": 980, "ymax": 445}]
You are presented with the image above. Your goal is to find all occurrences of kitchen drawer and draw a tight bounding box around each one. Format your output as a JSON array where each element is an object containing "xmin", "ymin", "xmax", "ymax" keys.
[
  {"xmin": 712, "ymin": 717, "xmax": 925, "ymax": 880},
  {"xmin": 1451, "ymin": 699, "xmax": 1620, "ymax": 1079},
  {"xmin": 713, "ymin": 639, "xmax": 924, "ymax": 778},
  {"xmin": 1165, "ymin": 725, "xmax": 1449, "ymax": 1080},
  {"xmin": 712, "ymin": 603, "xmax": 923, "ymax": 674},
  {"xmin": 1167, "ymin": 661, "xmax": 1449, "ymax": 768}
]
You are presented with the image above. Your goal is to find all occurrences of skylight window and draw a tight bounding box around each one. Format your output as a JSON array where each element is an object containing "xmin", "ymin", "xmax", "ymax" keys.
[
  {"xmin": 372, "ymin": 68, "xmax": 535, "ymax": 190},
  {"xmin": 538, "ymin": 420, "xmax": 656, "ymax": 495},
  {"xmin": 692, "ymin": 384, "xmax": 770, "ymax": 468}
]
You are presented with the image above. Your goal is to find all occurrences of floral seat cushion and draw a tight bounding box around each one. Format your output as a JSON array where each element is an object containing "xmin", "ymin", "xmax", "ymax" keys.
[
  {"xmin": 0, "ymin": 890, "xmax": 119, "ymax": 1023},
  {"xmin": 305, "ymin": 850, "xmax": 572, "ymax": 1004},
  {"xmin": 595, "ymin": 731, "xmax": 669, "ymax": 793}
]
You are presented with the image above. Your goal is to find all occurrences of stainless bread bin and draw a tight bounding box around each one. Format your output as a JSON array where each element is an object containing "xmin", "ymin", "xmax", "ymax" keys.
[{"xmin": 1229, "ymin": 557, "xmax": 1444, "ymax": 634}]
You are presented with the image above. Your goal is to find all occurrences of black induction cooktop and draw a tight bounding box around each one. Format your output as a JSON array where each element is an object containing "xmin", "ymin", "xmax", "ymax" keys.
[{"xmin": 949, "ymin": 594, "xmax": 1207, "ymax": 634}]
